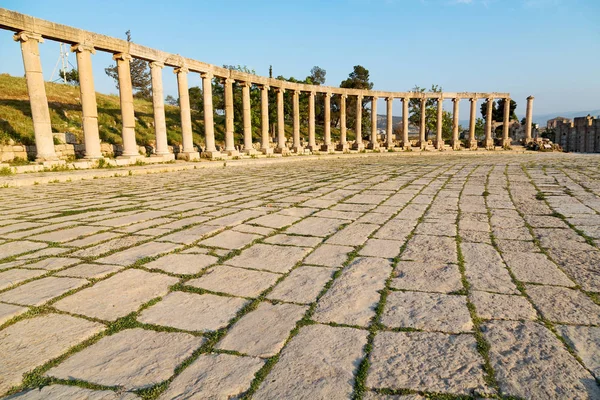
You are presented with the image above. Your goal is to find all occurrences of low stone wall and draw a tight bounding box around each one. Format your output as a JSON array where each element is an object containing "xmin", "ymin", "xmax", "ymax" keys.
[{"xmin": 0, "ymin": 143, "xmax": 156, "ymax": 162}]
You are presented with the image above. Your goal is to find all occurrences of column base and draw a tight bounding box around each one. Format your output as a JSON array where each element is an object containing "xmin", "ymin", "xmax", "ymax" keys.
[
  {"xmin": 244, "ymin": 148, "xmax": 259, "ymax": 156},
  {"xmin": 225, "ymin": 149, "xmax": 240, "ymax": 157},
  {"xmin": 261, "ymin": 147, "xmax": 274, "ymax": 155},
  {"xmin": 202, "ymin": 150, "xmax": 222, "ymax": 159},
  {"xmin": 485, "ymin": 140, "xmax": 495, "ymax": 150},
  {"xmin": 291, "ymin": 146, "xmax": 305, "ymax": 154},
  {"xmin": 336, "ymin": 143, "xmax": 350, "ymax": 152},
  {"xmin": 177, "ymin": 151, "xmax": 200, "ymax": 161},
  {"xmin": 117, "ymin": 154, "xmax": 142, "ymax": 160},
  {"xmin": 417, "ymin": 141, "xmax": 427, "ymax": 150},
  {"xmin": 451, "ymin": 140, "xmax": 461, "ymax": 151},
  {"xmin": 502, "ymin": 139, "xmax": 512, "ymax": 148},
  {"xmin": 367, "ymin": 142, "xmax": 380, "ymax": 150},
  {"xmin": 352, "ymin": 142, "xmax": 365, "ymax": 151},
  {"xmin": 434, "ymin": 140, "xmax": 444, "ymax": 150},
  {"xmin": 321, "ymin": 144, "xmax": 335, "ymax": 153},
  {"xmin": 399, "ymin": 141, "xmax": 411, "ymax": 150},
  {"xmin": 306, "ymin": 145, "xmax": 319, "ymax": 152},
  {"xmin": 384, "ymin": 143, "xmax": 395, "ymax": 150},
  {"xmin": 469, "ymin": 140, "xmax": 478, "ymax": 150},
  {"xmin": 275, "ymin": 147, "xmax": 290, "ymax": 155},
  {"xmin": 83, "ymin": 154, "xmax": 104, "ymax": 160},
  {"xmin": 151, "ymin": 153, "xmax": 175, "ymax": 161}
]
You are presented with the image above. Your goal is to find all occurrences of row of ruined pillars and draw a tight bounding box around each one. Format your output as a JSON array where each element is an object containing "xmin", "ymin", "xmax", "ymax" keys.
[{"xmin": 14, "ymin": 31, "xmax": 535, "ymax": 161}]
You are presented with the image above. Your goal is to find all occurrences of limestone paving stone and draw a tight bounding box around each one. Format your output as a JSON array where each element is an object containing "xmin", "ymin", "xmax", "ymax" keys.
[
  {"xmin": 93, "ymin": 210, "xmax": 171, "ymax": 228},
  {"xmin": 198, "ymin": 229, "xmax": 261, "ymax": 249},
  {"xmin": 494, "ymin": 239, "xmax": 539, "ymax": 254},
  {"xmin": 95, "ymin": 241, "xmax": 181, "ymax": 266},
  {"xmin": 325, "ymin": 222, "xmax": 379, "ymax": 246},
  {"xmin": 364, "ymin": 394, "xmax": 424, "ymax": 400},
  {"xmin": 391, "ymin": 262, "xmax": 463, "ymax": 293},
  {"xmin": 264, "ymin": 233, "xmax": 323, "ymax": 247},
  {"xmin": 285, "ymin": 216, "xmax": 346, "ymax": 237},
  {"xmin": 187, "ymin": 265, "xmax": 280, "ymax": 297},
  {"xmin": 254, "ymin": 324, "xmax": 367, "ymax": 399},
  {"xmin": 314, "ymin": 257, "xmax": 392, "ymax": 327},
  {"xmin": 0, "ymin": 276, "xmax": 88, "ymax": 306},
  {"xmin": 304, "ymin": 244, "xmax": 354, "ymax": 268},
  {"xmin": 0, "ymin": 314, "xmax": 104, "ymax": 393},
  {"xmin": 20, "ymin": 257, "xmax": 80, "ymax": 271},
  {"xmin": 5, "ymin": 385, "xmax": 138, "ymax": 399},
  {"xmin": 314, "ymin": 209, "xmax": 363, "ymax": 221},
  {"xmin": 373, "ymin": 219, "xmax": 415, "ymax": 241},
  {"xmin": 402, "ymin": 234, "xmax": 458, "ymax": 264},
  {"xmin": 143, "ymin": 253, "xmax": 218, "ymax": 275},
  {"xmin": 54, "ymin": 263, "xmax": 123, "ymax": 279},
  {"xmin": 461, "ymin": 242, "xmax": 518, "ymax": 294},
  {"xmin": 525, "ymin": 285, "xmax": 600, "ymax": 325},
  {"xmin": 267, "ymin": 265, "xmax": 334, "ymax": 304},
  {"xmin": 217, "ymin": 302, "xmax": 308, "ymax": 357},
  {"xmin": 70, "ymin": 235, "xmax": 148, "ymax": 258},
  {"xmin": 501, "ymin": 251, "xmax": 575, "ymax": 286},
  {"xmin": 558, "ymin": 325, "xmax": 600, "ymax": 377},
  {"xmin": 367, "ymin": 331, "xmax": 488, "ymax": 395},
  {"xmin": 232, "ymin": 223, "xmax": 275, "ymax": 236},
  {"xmin": 226, "ymin": 243, "xmax": 311, "ymax": 273},
  {"xmin": 382, "ymin": 291, "xmax": 473, "ymax": 333},
  {"xmin": 155, "ymin": 225, "xmax": 223, "ymax": 245},
  {"xmin": 54, "ymin": 269, "xmax": 178, "ymax": 321},
  {"xmin": 46, "ymin": 328, "xmax": 204, "ymax": 390},
  {"xmin": 15, "ymin": 247, "xmax": 69, "ymax": 260},
  {"xmin": 0, "ymin": 241, "xmax": 47, "ymax": 259},
  {"xmin": 359, "ymin": 238, "xmax": 404, "ymax": 258},
  {"xmin": 0, "ymin": 268, "xmax": 47, "ymax": 290},
  {"xmin": 483, "ymin": 320, "xmax": 600, "ymax": 399},
  {"xmin": 138, "ymin": 291, "xmax": 247, "ymax": 331},
  {"xmin": 469, "ymin": 291, "xmax": 537, "ymax": 321},
  {"xmin": 249, "ymin": 213, "xmax": 302, "ymax": 229},
  {"xmin": 0, "ymin": 302, "xmax": 28, "ymax": 325},
  {"xmin": 158, "ymin": 354, "xmax": 264, "ymax": 400},
  {"xmin": 203, "ymin": 209, "xmax": 266, "ymax": 227},
  {"xmin": 29, "ymin": 225, "xmax": 105, "ymax": 242},
  {"xmin": 64, "ymin": 231, "xmax": 122, "ymax": 247}
]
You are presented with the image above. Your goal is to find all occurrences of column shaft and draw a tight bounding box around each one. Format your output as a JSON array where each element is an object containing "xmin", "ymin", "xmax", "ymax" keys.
[
  {"xmin": 276, "ymin": 88, "xmax": 287, "ymax": 153},
  {"xmin": 485, "ymin": 98, "xmax": 494, "ymax": 149},
  {"xmin": 175, "ymin": 67, "xmax": 197, "ymax": 159},
  {"xmin": 338, "ymin": 94, "xmax": 348, "ymax": 150},
  {"xmin": 201, "ymin": 72, "xmax": 218, "ymax": 155},
  {"xmin": 354, "ymin": 95, "xmax": 364, "ymax": 150},
  {"xmin": 402, "ymin": 98, "xmax": 409, "ymax": 149},
  {"xmin": 308, "ymin": 91, "xmax": 316, "ymax": 149},
  {"xmin": 14, "ymin": 32, "xmax": 57, "ymax": 161},
  {"xmin": 386, "ymin": 97, "xmax": 394, "ymax": 148},
  {"xmin": 322, "ymin": 93, "xmax": 332, "ymax": 151},
  {"xmin": 72, "ymin": 44, "xmax": 102, "ymax": 159},
  {"xmin": 452, "ymin": 98, "xmax": 460, "ymax": 150},
  {"xmin": 292, "ymin": 90, "xmax": 301, "ymax": 152},
  {"xmin": 370, "ymin": 97, "xmax": 379, "ymax": 149},
  {"xmin": 469, "ymin": 98, "xmax": 477, "ymax": 150},
  {"xmin": 525, "ymin": 96, "xmax": 534, "ymax": 143},
  {"xmin": 150, "ymin": 61, "xmax": 169, "ymax": 157},
  {"xmin": 419, "ymin": 98, "xmax": 426, "ymax": 149},
  {"xmin": 502, "ymin": 98, "xmax": 511, "ymax": 147},
  {"xmin": 224, "ymin": 78, "xmax": 237, "ymax": 154},
  {"xmin": 260, "ymin": 86, "xmax": 271, "ymax": 154},
  {"xmin": 436, "ymin": 97, "xmax": 443, "ymax": 150},
  {"xmin": 114, "ymin": 53, "xmax": 138, "ymax": 157},
  {"xmin": 242, "ymin": 82, "xmax": 253, "ymax": 153}
]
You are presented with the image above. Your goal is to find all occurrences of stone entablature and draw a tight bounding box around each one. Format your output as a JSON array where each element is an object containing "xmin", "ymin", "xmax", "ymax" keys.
[
  {"xmin": 558, "ymin": 116, "xmax": 600, "ymax": 153},
  {"xmin": 0, "ymin": 8, "xmax": 534, "ymax": 163}
]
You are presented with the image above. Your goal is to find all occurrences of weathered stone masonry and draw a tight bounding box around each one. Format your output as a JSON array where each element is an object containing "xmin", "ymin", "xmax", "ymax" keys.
[
  {"xmin": 558, "ymin": 116, "xmax": 600, "ymax": 153},
  {"xmin": 1, "ymin": 8, "xmax": 534, "ymax": 163}
]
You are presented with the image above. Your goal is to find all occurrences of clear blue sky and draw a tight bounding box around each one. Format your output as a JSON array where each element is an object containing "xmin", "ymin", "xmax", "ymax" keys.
[{"xmin": 1, "ymin": 0, "xmax": 599, "ymax": 120}]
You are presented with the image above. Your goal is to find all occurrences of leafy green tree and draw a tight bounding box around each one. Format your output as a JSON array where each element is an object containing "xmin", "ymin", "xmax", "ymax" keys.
[
  {"xmin": 340, "ymin": 65, "xmax": 374, "ymax": 139},
  {"xmin": 188, "ymin": 86, "xmax": 202, "ymax": 111},
  {"xmin": 481, "ymin": 98, "xmax": 518, "ymax": 122},
  {"xmin": 165, "ymin": 95, "xmax": 178, "ymax": 106},
  {"xmin": 59, "ymin": 68, "xmax": 79, "ymax": 85},
  {"xmin": 104, "ymin": 30, "xmax": 152, "ymax": 99},
  {"xmin": 408, "ymin": 85, "xmax": 451, "ymax": 140},
  {"xmin": 475, "ymin": 118, "xmax": 485, "ymax": 140}
]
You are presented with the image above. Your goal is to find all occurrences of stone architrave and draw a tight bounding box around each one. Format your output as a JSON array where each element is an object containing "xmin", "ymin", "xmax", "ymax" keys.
[
  {"xmin": 353, "ymin": 94, "xmax": 365, "ymax": 151},
  {"xmin": 200, "ymin": 71, "xmax": 220, "ymax": 158},
  {"xmin": 14, "ymin": 31, "xmax": 57, "ymax": 161},
  {"xmin": 113, "ymin": 53, "xmax": 139, "ymax": 158},
  {"xmin": 149, "ymin": 61, "xmax": 172, "ymax": 159},
  {"xmin": 321, "ymin": 93, "xmax": 334, "ymax": 152},
  {"xmin": 452, "ymin": 98, "xmax": 460, "ymax": 150},
  {"xmin": 468, "ymin": 98, "xmax": 478, "ymax": 150}
]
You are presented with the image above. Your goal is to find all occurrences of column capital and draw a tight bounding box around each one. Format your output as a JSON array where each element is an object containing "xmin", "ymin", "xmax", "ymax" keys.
[
  {"xmin": 200, "ymin": 71, "xmax": 213, "ymax": 79},
  {"xmin": 325, "ymin": 92, "xmax": 332, "ymax": 97},
  {"xmin": 420, "ymin": 97, "xmax": 426, "ymax": 104},
  {"xmin": 357, "ymin": 94, "xmax": 363, "ymax": 100},
  {"xmin": 372, "ymin": 96, "xmax": 378, "ymax": 101},
  {"xmin": 240, "ymin": 81, "xmax": 252, "ymax": 88},
  {"xmin": 386, "ymin": 96, "xmax": 393, "ymax": 102},
  {"xmin": 527, "ymin": 95, "xmax": 535, "ymax": 100},
  {"xmin": 174, "ymin": 66, "xmax": 189, "ymax": 75},
  {"xmin": 402, "ymin": 97, "xmax": 410, "ymax": 103},
  {"xmin": 260, "ymin": 85, "xmax": 270, "ymax": 91},
  {"xmin": 150, "ymin": 61, "xmax": 164, "ymax": 69},
  {"xmin": 70, "ymin": 43, "xmax": 95, "ymax": 54},
  {"xmin": 504, "ymin": 97, "xmax": 511, "ymax": 102},
  {"xmin": 113, "ymin": 52, "xmax": 132, "ymax": 61},
  {"xmin": 452, "ymin": 97, "xmax": 460, "ymax": 103},
  {"xmin": 13, "ymin": 31, "xmax": 43, "ymax": 43},
  {"xmin": 469, "ymin": 98, "xmax": 477, "ymax": 103},
  {"xmin": 309, "ymin": 90, "xmax": 316, "ymax": 96},
  {"xmin": 438, "ymin": 97, "xmax": 444, "ymax": 103},
  {"xmin": 341, "ymin": 93, "xmax": 348, "ymax": 99},
  {"xmin": 274, "ymin": 87, "xmax": 285, "ymax": 94},
  {"xmin": 222, "ymin": 77, "xmax": 235, "ymax": 85}
]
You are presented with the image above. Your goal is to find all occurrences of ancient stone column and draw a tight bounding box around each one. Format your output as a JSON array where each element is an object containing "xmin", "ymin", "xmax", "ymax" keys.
[
  {"xmin": 386, "ymin": 97, "xmax": 394, "ymax": 149},
  {"xmin": 418, "ymin": 98, "xmax": 426, "ymax": 150},
  {"xmin": 260, "ymin": 85, "xmax": 272, "ymax": 154},
  {"xmin": 149, "ymin": 61, "xmax": 170, "ymax": 158},
  {"xmin": 224, "ymin": 78, "xmax": 238, "ymax": 156},
  {"xmin": 525, "ymin": 96, "xmax": 534, "ymax": 143},
  {"xmin": 275, "ymin": 88, "xmax": 288, "ymax": 154},
  {"xmin": 14, "ymin": 32, "xmax": 57, "ymax": 161},
  {"xmin": 451, "ymin": 98, "xmax": 460, "ymax": 150},
  {"xmin": 174, "ymin": 67, "xmax": 199, "ymax": 160},
  {"xmin": 308, "ymin": 91, "xmax": 317, "ymax": 151},
  {"xmin": 322, "ymin": 93, "xmax": 333, "ymax": 152},
  {"xmin": 241, "ymin": 81, "xmax": 256, "ymax": 155},
  {"xmin": 484, "ymin": 97, "xmax": 494, "ymax": 150},
  {"xmin": 292, "ymin": 90, "xmax": 302, "ymax": 153},
  {"xmin": 201, "ymin": 72, "xmax": 220, "ymax": 158},
  {"xmin": 468, "ymin": 98, "xmax": 478, "ymax": 150},
  {"xmin": 337, "ymin": 94, "xmax": 348, "ymax": 151},
  {"xmin": 402, "ymin": 97, "xmax": 410, "ymax": 150},
  {"xmin": 369, "ymin": 96, "xmax": 379, "ymax": 150},
  {"xmin": 502, "ymin": 98, "xmax": 511, "ymax": 148},
  {"xmin": 353, "ymin": 94, "xmax": 364, "ymax": 151},
  {"xmin": 436, "ymin": 97, "xmax": 444, "ymax": 150},
  {"xmin": 71, "ymin": 43, "xmax": 102, "ymax": 159},
  {"xmin": 113, "ymin": 53, "xmax": 138, "ymax": 158}
]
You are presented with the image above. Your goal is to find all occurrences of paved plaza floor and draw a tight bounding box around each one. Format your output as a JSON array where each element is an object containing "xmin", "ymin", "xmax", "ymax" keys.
[{"xmin": 1, "ymin": 153, "xmax": 600, "ymax": 399}]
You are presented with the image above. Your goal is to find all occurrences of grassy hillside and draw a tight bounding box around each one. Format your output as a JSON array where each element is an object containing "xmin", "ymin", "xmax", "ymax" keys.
[{"xmin": 0, "ymin": 73, "xmax": 344, "ymax": 149}]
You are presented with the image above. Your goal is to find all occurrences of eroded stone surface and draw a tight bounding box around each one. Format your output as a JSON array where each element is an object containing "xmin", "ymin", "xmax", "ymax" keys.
[
  {"xmin": 5, "ymin": 385, "xmax": 138, "ymax": 399},
  {"xmin": 187, "ymin": 265, "xmax": 280, "ymax": 297},
  {"xmin": 143, "ymin": 253, "xmax": 217, "ymax": 275},
  {"xmin": 470, "ymin": 291, "xmax": 537, "ymax": 321},
  {"xmin": 558, "ymin": 325, "xmax": 600, "ymax": 378},
  {"xmin": 226, "ymin": 243, "xmax": 310, "ymax": 273},
  {"xmin": 526, "ymin": 285, "xmax": 600, "ymax": 325},
  {"xmin": 267, "ymin": 265, "xmax": 334, "ymax": 304},
  {"xmin": 391, "ymin": 262, "xmax": 463, "ymax": 293}
]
